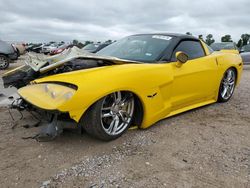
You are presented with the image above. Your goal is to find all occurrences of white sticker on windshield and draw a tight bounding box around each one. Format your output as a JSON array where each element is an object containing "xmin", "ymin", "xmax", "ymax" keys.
[
  {"xmin": 152, "ymin": 35, "xmax": 172, "ymax": 40},
  {"xmin": 145, "ymin": 53, "xmax": 152, "ymax": 56}
]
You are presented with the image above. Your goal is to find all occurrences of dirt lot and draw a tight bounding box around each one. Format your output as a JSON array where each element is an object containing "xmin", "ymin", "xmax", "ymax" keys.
[{"xmin": 0, "ymin": 57, "xmax": 250, "ymax": 188}]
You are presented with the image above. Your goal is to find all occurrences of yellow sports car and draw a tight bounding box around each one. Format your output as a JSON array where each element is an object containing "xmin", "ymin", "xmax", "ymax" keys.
[{"xmin": 15, "ymin": 33, "xmax": 243, "ymax": 141}]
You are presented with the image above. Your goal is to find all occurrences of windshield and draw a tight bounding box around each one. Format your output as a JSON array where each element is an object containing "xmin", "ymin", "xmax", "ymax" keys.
[
  {"xmin": 210, "ymin": 43, "xmax": 235, "ymax": 51},
  {"xmin": 83, "ymin": 44, "xmax": 99, "ymax": 51},
  {"xmin": 96, "ymin": 35, "xmax": 173, "ymax": 62}
]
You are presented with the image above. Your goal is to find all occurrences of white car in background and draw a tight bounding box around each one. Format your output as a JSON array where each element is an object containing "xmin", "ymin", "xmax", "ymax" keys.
[
  {"xmin": 240, "ymin": 44, "xmax": 250, "ymax": 65},
  {"xmin": 41, "ymin": 43, "xmax": 61, "ymax": 54}
]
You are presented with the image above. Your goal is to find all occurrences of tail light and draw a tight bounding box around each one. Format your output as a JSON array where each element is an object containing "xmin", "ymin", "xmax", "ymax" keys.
[{"xmin": 11, "ymin": 44, "xmax": 17, "ymax": 52}]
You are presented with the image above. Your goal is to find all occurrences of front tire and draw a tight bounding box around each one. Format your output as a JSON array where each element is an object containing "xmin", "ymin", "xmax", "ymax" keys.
[
  {"xmin": 217, "ymin": 68, "xmax": 236, "ymax": 102},
  {"xmin": 81, "ymin": 91, "xmax": 135, "ymax": 141},
  {"xmin": 0, "ymin": 55, "xmax": 10, "ymax": 70}
]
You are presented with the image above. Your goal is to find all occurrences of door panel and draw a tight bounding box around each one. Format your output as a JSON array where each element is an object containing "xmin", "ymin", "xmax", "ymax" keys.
[{"xmin": 171, "ymin": 55, "xmax": 218, "ymax": 111}]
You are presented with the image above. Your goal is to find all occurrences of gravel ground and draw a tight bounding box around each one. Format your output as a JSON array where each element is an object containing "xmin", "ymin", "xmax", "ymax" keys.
[{"xmin": 0, "ymin": 56, "xmax": 249, "ymax": 188}]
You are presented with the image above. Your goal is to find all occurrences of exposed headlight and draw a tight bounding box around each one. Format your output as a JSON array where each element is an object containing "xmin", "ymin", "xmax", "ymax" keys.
[
  {"xmin": 42, "ymin": 83, "xmax": 76, "ymax": 101},
  {"xmin": 64, "ymin": 91, "xmax": 74, "ymax": 100},
  {"xmin": 18, "ymin": 83, "xmax": 77, "ymax": 110}
]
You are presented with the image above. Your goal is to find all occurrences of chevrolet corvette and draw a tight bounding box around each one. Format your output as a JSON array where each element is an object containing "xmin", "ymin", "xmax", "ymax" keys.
[{"xmin": 13, "ymin": 33, "xmax": 243, "ymax": 141}]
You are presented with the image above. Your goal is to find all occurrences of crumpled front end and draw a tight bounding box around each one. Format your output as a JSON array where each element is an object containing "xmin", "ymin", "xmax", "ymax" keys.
[
  {"xmin": 2, "ymin": 65, "xmax": 37, "ymax": 88},
  {"xmin": 15, "ymin": 83, "xmax": 79, "ymax": 141}
]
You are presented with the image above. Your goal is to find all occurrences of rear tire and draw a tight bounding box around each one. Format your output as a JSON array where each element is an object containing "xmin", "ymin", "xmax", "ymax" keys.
[
  {"xmin": 0, "ymin": 55, "xmax": 10, "ymax": 70},
  {"xmin": 81, "ymin": 91, "xmax": 135, "ymax": 141},
  {"xmin": 217, "ymin": 68, "xmax": 236, "ymax": 102}
]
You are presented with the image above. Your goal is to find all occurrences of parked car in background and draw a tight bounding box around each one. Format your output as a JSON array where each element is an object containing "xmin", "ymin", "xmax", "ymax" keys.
[
  {"xmin": 41, "ymin": 43, "xmax": 61, "ymax": 54},
  {"xmin": 240, "ymin": 52, "xmax": 250, "ymax": 65},
  {"xmin": 0, "ymin": 40, "xmax": 18, "ymax": 69},
  {"xmin": 240, "ymin": 44, "xmax": 250, "ymax": 65},
  {"xmin": 13, "ymin": 43, "xmax": 26, "ymax": 56},
  {"xmin": 240, "ymin": 44, "xmax": 250, "ymax": 53},
  {"xmin": 27, "ymin": 43, "xmax": 44, "ymax": 53},
  {"xmin": 82, "ymin": 42, "xmax": 111, "ymax": 53},
  {"xmin": 210, "ymin": 42, "xmax": 239, "ymax": 53},
  {"xmin": 50, "ymin": 44, "xmax": 69, "ymax": 55}
]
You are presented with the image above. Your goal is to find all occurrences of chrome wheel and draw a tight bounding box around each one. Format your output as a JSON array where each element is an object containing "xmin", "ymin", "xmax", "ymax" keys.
[
  {"xmin": 0, "ymin": 56, "xmax": 9, "ymax": 70},
  {"xmin": 101, "ymin": 91, "xmax": 134, "ymax": 136},
  {"xmin": 220, "ymin": 69, "xmax": 236, "ymax": 100}
]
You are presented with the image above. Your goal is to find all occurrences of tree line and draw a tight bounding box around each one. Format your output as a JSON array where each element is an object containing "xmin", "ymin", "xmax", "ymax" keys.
[
  {"xmin": 47, "ymin": 34, "xmax": 250, "ymax": 49},
  {"xmin": 186, "ymin": 32, "xmax": 250, "ymax": 48}
]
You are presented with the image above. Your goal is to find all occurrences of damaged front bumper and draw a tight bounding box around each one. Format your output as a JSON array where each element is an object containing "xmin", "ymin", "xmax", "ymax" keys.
[{"xmin": 10, "ymin": 98, "xmax": 79, "ymax": 142}]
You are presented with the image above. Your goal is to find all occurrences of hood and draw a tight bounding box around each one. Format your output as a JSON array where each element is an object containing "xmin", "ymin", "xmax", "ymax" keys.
[{"xmin": 25, "ymin": 46, "xmax": 141, "ymax": 73}]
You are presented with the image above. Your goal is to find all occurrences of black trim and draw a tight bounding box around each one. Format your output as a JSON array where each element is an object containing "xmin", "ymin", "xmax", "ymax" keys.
[{"xmin": 39, "ymin": 81, "xmax": 78, "ymax": 90}]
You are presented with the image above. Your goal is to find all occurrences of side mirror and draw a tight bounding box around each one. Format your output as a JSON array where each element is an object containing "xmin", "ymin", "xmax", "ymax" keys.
[{"xmin": 175, "ymin": 51, "xmax": 188, "ymax": 67}]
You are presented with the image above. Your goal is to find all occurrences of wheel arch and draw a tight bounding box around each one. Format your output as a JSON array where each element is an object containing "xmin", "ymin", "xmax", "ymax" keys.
[
  {"xmin": 131, "ymin": 92, "xmax": 144, "ymax": 128},
  {"xmin": 0, "ymin": 54, "xmax": 10, "ymax": 70},
  {"xmin": 217, "ymin": 66, "xmax": 238, "ymax": 103},
  {"xmin": 0, "ymin": 53, "xmax": 8, "ymax": 57},
  {"xmin": 230, "ymin": 66, "xmax": 238, "ymax": 84},
  {"xmin": 219, "ymin": 65, "xmax": 239, "ymax": 87},
  {"xmin": 0, "ymin": 53, "xmax": 12, "ymax": 61},
  {"xmin": 76, "ymin": 90, "xmax": 145, "ymax": 128}
]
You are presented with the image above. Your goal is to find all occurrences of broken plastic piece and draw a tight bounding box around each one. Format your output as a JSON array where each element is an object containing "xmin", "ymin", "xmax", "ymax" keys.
[{"xmin": 35, "ymin": 115, "xmax": 63, "ymax": 142}]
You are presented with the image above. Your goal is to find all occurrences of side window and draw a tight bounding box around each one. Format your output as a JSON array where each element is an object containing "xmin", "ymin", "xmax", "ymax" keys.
[{"xmin": 172, "ymin": 40, "xmax": 205, "ymax": 61}]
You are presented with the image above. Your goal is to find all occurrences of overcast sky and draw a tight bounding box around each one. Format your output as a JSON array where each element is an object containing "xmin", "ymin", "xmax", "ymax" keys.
[{"xmin": 0, "ymin": 0, "xmax": 249, "ymax": 43}]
